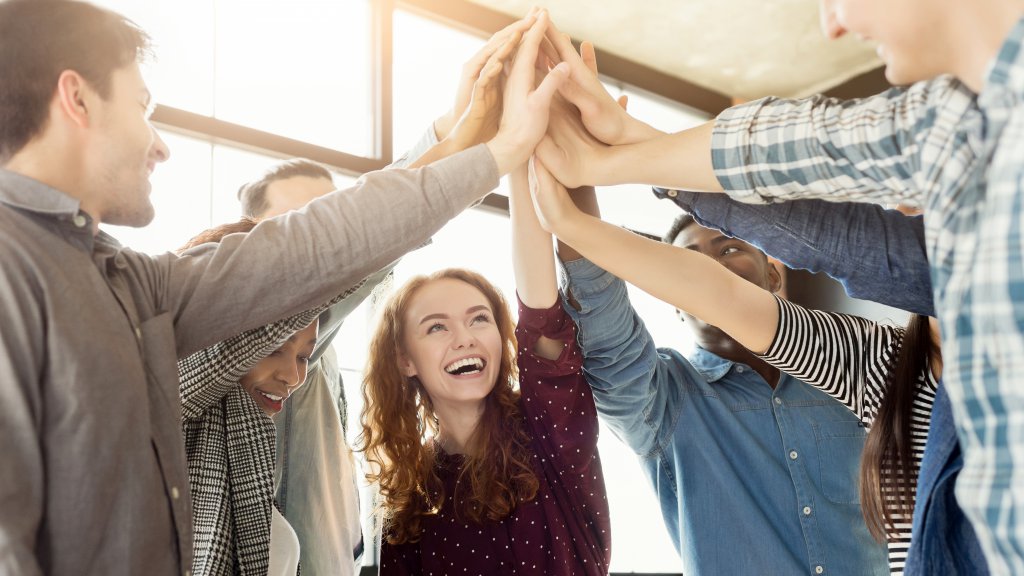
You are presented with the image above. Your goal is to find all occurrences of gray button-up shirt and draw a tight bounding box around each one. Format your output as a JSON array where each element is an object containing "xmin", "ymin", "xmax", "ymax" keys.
[{"xmin": 0, "ymin": 144, "xmax": 497, "ymax": 576}]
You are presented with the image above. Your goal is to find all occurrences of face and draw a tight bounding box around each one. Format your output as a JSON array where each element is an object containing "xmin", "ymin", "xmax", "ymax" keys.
[
  {"xmin": 819, "ymin": 0, "xmax": 951, "ymax": 84},
  {"xmin": 261, "ymin": 175, "xmax": 335, "ymax": 218},
  {"xmin": 671, "ymin": 223, "xmax": 781, "ymax": 330},
  {"xmin": 239, "ymin": 321, "xmax": 318, "ymax": 417},
  {"xmin": 87, "ymin": 63, "xmax": 170, "ymax": 227},
  {"xmin": 399, "ymin": 278, "xmax": 504, "ymax": 412}
]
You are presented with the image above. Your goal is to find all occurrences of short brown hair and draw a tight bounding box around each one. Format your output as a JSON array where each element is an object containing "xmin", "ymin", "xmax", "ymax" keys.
[
  {"xmin": 236, "ymin": 159, "xmax": 333, "ymax": 218},
  {"xmin": 0, "ymin": 0, "xmax": 150, "ymax": 162},
  {"xmin": 176, "ymin": 218, "xmax": 259, "ymax": 254}
]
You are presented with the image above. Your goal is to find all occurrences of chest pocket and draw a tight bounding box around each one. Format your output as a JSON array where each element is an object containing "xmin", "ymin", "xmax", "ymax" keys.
[{"xmin": 815, "ymin": 419, "xmax": 868, "ymax": 505}]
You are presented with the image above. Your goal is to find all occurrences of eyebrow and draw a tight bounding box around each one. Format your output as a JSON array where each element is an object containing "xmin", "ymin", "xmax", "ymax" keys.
[
  {"xmin": 684, "ymin": 235, "xmax": 734, "ymax": 251},
  {"xmin": 418, "ymin": 304, "xmax": 491, "ymax": 325}
]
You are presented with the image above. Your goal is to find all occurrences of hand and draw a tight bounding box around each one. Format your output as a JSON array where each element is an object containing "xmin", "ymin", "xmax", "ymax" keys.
[
  {"xmin": 443, "ymin": 31, "xmax": 517, "ymax": 151},
  {"xmin": 534, "ymin": 91, "xmax": 609, "ymax": 189},
  {"xmin": 528, "ymin": 155, "xmax": 580, "ymax": 235},
  {"xmin": 486, "ymin": 9, "xmax": 570, "ymax": 176},
  {"xmin": 434, "ymin": 17, "xmax": 534, "ymax": 141},
  {"xmin": 544, "ymin": 21, "xmax": 662, "ymax": 145}
]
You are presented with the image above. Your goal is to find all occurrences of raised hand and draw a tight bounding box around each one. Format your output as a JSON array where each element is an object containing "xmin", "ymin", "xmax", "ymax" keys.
[
  {"xmin": 443, "ymin": 31, "xmax": 516, "ymax": 151},
  {"xmin": 527, "ymin": 154, "xmax": 580, "ymax": 236},
  {"xmin": 543, "ymin": 20, "xmax": 662, "ymax": 145},
  {"xmin": 485, "ymin": 9, "xmax": 571, "ymax": 176},
  {"xmin": 533, "ymin": 90, "xmax": 609, "ymax": 189},
  {"xmin": 433, "ymin": 17, "xmax": 534, "ymax": 141}
]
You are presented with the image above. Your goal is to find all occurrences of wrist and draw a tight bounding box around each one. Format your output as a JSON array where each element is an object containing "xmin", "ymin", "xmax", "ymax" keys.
[
  {"xmin": 434, "ymin": 113, "xmax": 456, "ymax": 141},
  {"xmin": 485, "ymin": 135, "xmax": 523, "ymax": 176},
  {"xmin": 621, "ymin": 116, "xmax": 665, "ymax": 145}
]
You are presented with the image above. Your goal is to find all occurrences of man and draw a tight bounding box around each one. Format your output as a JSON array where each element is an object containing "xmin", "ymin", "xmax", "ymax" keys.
[
  {"xmin": 538, "ymin": 1, "xmax": 1024, "ymax": 569},
  {"xmin": 0, "ymin": 2, "xmax": 568, "ymax": 574},
  {"xmin": 664, "ymin": 190, "xmax": 988, "ymax": 574},
  {"xmin": 555, "ymin": 200, "xmax": 888, "ymax": 573}
]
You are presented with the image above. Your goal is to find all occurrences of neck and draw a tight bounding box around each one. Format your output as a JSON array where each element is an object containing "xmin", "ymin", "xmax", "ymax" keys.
[
  {"xmin": 434, "ymin": 400, "xmax": 486, "ymax": 455},
  {"xmin": 5, "ymin": 136, "xmax": 100, "ymax": 234},
  {"xmin": 949, "ymin": 0, "xmax": 1024, "ymax": 91}
]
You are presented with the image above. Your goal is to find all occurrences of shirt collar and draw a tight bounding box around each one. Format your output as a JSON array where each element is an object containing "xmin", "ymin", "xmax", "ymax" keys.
[
  {"xmin": 686, "ymin": 346, "xmax": 736, "ymax": 382},
  {"xmin": 983, "ymin": 14, "xmax": 1024, "ymax": 98},
  {"xmin": 0, "ymin": 168, "xmax": 82, "ymax": 216}
]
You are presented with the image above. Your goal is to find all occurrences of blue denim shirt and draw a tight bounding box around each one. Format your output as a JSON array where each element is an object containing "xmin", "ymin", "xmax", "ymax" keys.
[
  {"xmin": 560, "ymin": 258, "xmax": 888, "ymax": 575},
  {"xmin": 659, "ymin": 190, "xmax": 988, "ymax": 575}
]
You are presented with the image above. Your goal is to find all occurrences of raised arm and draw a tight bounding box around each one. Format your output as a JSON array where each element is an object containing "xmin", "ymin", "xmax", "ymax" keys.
[
  {"xmin": 663, "ymin": 191, "xmax": 935, "ymax": 316},
  {"xmin": 531, "ymin": 157, "xmax": 779, "ymax": 355}
]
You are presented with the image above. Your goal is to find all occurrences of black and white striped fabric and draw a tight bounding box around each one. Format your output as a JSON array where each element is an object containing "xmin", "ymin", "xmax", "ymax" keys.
[
  {"xmin": 178, "ymin": 280, "xmax": 363, "ymax": 576},
  {"xmin": 761, "ymin": 296, "xmax": 937, "ymax": 575}
]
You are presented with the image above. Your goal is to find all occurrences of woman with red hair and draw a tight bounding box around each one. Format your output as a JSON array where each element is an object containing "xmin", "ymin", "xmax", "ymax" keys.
[{"xmin": 358, "ymin": 161, "xmax": 611, "ymax": 575}]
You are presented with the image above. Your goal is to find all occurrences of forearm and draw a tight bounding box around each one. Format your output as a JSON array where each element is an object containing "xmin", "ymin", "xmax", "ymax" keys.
[
  {"xmin": 554, "ymin": 186, "xmax": 598, "ymax": 263},
  {"xmin": 511, "ymin": 165, "xmax": 558, "ymax": 309},
  {"xmin": 599, "ymin": 121, "xmax": 722, "ymax": 191},
  {"xmin": 169, "ymin": 145, "xmax": 500, "ymax": 357},
  {"xmin": 554, "ymin": 212, "xmax": 778, "ymax": 354}
]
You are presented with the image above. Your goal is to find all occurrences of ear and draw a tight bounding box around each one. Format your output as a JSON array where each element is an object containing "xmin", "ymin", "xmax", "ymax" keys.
[
  {"xmin": 54, "ymin": 70, "xmax": 93, "ymax": 129},
  {"xmin": 766, "ymin": 260, "xmax": 783, "ymax": 294},
  {"xmin": 397, "ymin": 352, "xmax": 418, "ymax": 378}
]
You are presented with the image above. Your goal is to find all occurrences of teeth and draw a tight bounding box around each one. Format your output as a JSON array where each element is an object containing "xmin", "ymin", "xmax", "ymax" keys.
[
  {"xmin": 445, "ymin": 357, "xmax": 484, "ymax": 374},
  {"xmin": 259, "ymin": 391, "xmax": 284, "ymax": 401}
]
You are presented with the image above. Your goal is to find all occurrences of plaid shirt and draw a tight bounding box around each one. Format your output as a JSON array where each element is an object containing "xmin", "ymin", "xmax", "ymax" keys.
[{"xmin": 710, "ymin": 16, "xmax": 1024, "ymax": 573}]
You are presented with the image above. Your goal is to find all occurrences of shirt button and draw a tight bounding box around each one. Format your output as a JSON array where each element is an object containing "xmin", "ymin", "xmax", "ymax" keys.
[
  {"xmin": 815, "ymin": 566, "xmax": 824, "ymax": 574},
  {"xmin": 803, "ymin": 506, "xmax": 812, "ymax": 516},
  {"xmin": 667, "ymin": 189, "xmax": 678, "ymax": 198},
  {"xmin": 72, "ymin": 214, "xmax": 87, "ymax": 228},
  {"xmin": 789, "ymin": 450, "xmax": 798, "ymax": 460},
  {"xmin": 134, "ymin": 327, "xmax": 143, "ymax": 341},
  {"xmin": 774, "ymin": 397, "xmax": 782, "ymax": 405},
  {"xmin": 171, "ymin": 486, "xmax": 181, "ymax": 500}
]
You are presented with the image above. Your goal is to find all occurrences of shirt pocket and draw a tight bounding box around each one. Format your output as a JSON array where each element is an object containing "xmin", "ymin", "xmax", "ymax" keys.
[{"xmin": 814, "ymin": 419, "xmax": 867, "ymax": 505}]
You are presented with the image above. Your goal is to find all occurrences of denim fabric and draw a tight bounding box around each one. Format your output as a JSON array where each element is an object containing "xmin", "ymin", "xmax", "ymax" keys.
[
  {"xmin": 561, "ymin": 258, "xmax": 888, "ymax": 575},
  {"xmin": 904, "ymin": 384, "xmax": 989, "ymax": 575},
  {"xmin": 654, "ymin": 189, "xmax": 986, "ymax": 575},
  {"xmin": 656, "ymin": 189, "xmax": 934, "ymax": 316}
]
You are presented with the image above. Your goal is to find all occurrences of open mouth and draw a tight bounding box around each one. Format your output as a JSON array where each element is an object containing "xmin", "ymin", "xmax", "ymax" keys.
[
  {"xmin": 258, "ymin": 390, "xmax": 285, "ymax": 402},
  {"xmin": 444, "ymin": 357, "xmax": 486, "ymax": 376}
]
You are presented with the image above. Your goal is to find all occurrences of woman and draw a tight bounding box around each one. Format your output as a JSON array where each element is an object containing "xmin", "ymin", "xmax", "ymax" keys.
[
  {"xmin": 358, "ymin": 162, "xmax": 611, "ymax": 575},
  {"xmin": 528, "ymin": 158, "xmax": 939, "ymax": 575},
  {"xmin": 176, "ymin": 218, "xmax": 332, "ymax": 576}
]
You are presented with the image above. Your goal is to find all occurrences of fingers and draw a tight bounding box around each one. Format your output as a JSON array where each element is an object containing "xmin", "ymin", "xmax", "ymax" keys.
[
  {"xmin": 505, "ymin": 10, "xmax": 550, "ymax": 103},
  {"xmin": 530, "ymin": 62, "xmax": 570, "ymax": 110},
  {"xmin": 580, "ymin": 41, "xmax": 598, "ymax": 75}
]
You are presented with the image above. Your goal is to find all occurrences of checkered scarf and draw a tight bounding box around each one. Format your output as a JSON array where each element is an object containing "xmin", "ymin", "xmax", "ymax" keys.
[{"xmin": 178, "ymin": 281, "xmax": 364, "ymax": 576}]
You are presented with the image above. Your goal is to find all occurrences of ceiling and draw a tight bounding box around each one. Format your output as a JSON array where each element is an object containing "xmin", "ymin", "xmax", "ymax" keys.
[{"xmin": 466, "ymin": 0, "xmax": 884, "ymax": 101}]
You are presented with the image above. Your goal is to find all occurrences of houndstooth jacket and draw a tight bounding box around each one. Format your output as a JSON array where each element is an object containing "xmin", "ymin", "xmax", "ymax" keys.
[{"xmin": 178, "ymin": 280, "xmax": 363, "ymax": 576}]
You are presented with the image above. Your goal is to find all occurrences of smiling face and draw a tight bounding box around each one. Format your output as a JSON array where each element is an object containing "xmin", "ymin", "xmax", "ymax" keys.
[
  {"xmin": 239, "ymin": 321, "xmax": 319, "ymax": 417},
  {"xmin": 85, "ymin": 63, "xmax": 170, "ymax": 227},
  {"xmin": 398, "ymin": 278, "xmax": 504, "ymax": 412},
  {"xmin": 819, "ymin": 0, "xmax": 952, "ymax": 84}
]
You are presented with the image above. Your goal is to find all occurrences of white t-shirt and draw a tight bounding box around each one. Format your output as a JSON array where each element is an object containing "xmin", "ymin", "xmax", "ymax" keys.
[{"xmin": 269, "ymin": 507, "xmax": 301, "ymax": 576}]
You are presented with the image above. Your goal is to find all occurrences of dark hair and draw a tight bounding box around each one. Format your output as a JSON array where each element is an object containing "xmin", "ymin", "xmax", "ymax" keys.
[
  {"xmin": 0, "ymin": 0, "xmax": 150, "ymax": 162},
  {"xmin": 663, "ymin": 212, "xmax": 697, "ymax": 244},
  {"xmin": 176, "ymin": 218, "xmax": 259, "ymax": 254},
  {"xmin": 860, "ymin": 313, "xmax": 934, "ymax": 542},
  {"xmin": 237, "ymin": 159, "xmax": 333, "ymax": 217}
]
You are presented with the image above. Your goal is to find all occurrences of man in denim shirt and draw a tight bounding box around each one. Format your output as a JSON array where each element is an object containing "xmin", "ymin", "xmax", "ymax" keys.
[
  {"xmin": 663, "ymin": 189, "xmax": 987, "ymax": 575},
  {"xmin": 557, "ymin": 204, "xmax": 888, "ymax": 574}
]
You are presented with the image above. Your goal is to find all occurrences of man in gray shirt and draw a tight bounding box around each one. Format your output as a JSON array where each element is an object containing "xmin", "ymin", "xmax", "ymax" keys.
[{"xmin": 0, "ymin": 2, "xmax": 567, "ymax": 574}]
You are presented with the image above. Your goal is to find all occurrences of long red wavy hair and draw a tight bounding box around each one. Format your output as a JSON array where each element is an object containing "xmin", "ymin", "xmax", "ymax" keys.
[{"xmin": 357, "ymin": 268, "xmax": 539, "ymax": 544}]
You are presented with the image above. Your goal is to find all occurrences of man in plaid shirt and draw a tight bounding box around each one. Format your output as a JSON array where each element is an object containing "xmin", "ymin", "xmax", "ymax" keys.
[{"xmin": 535, "ymin": 0, "xmax": 1024, "ymax": 572}]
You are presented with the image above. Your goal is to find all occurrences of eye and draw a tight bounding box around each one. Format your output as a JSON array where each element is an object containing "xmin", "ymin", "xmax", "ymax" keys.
[
  {"xmin": 721, "ymin": 245, "xmax": 741, "ymax": 256},
  {"xmin": 427, "ymin": 322, "xmax": 447, "ymax": 334},
  {"xmin": 471, "ymin": 313, "xmax": 492, "ymax": 325}
]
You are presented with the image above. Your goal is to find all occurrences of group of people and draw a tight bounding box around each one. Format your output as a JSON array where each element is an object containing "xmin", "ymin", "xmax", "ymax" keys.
[{"xmin": 1, "ymin": 0, "xmax": 1022, "ymax": 575}]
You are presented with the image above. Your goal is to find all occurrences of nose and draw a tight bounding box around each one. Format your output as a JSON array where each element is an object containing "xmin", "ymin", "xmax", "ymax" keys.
[
  {"xmin": 150, "ymin": 124, "xmax": 170, "ymax": 163},
  {"xmin": 818, "ymin": 0, "xmax": 847, "ymax": 40},
  {"xmin": 451, "ymin": 324, "xmax": 478, "ymax": 350},
  {"xmin": 273, "ymin": 358, "xmax": 303, "ymax": 389}
]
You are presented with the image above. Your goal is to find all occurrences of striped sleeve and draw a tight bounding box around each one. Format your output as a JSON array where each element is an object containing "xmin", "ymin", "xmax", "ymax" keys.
[{"xmin": 760, "ymin": 295, "xmax": 902, "ymax": 424}]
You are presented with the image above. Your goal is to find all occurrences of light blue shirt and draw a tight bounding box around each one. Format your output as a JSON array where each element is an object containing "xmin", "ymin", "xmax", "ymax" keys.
[{"xmin": 560, "ymin": 258, "xmax": 888, "ymax": 576}]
